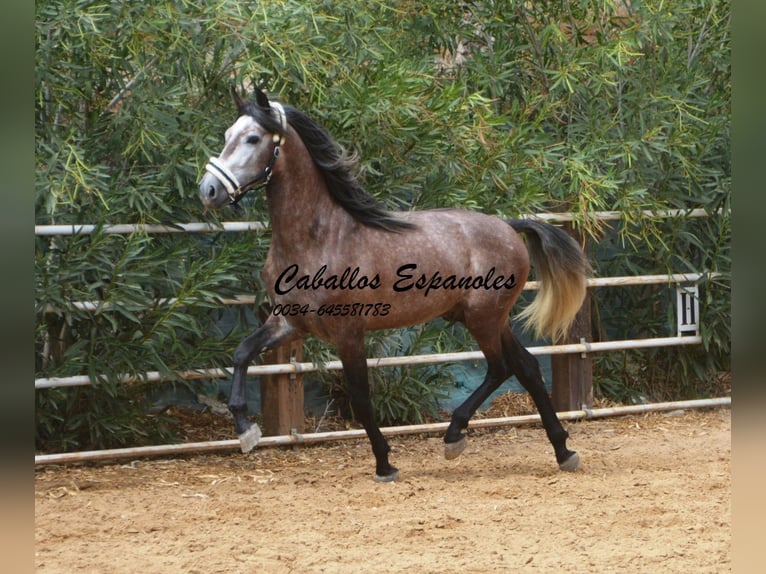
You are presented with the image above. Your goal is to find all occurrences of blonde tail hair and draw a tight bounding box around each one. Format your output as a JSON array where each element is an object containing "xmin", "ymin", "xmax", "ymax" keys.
[{"xmin": 508, "ymin": 219, "xmax": 592, "ymax": 342}]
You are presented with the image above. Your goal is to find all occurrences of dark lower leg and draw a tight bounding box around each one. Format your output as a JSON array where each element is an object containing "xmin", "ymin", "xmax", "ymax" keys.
[
  {"xmin": 445, "ymin": 363, "xmax": 507, "ymax": 444},
  {"xmin": 357, "ymin": 412, "xmax": 396, "ymax": 478},
  {"xmin": 503, "ymin": 330, "xmax": 574, "ymax": 464},
  {"xmin": 351, "ymin": 386, "xmax": 396, "ymax": 478},
  {"xmin": 229, "ymin": 321, "xmax": 297, "ymax": 436},
  {"xmin": 339, "ymin": 342, "xmax": 397, "ymax": 479},
  {"xmin": 525, "ymin": 378, "xmax": 573, "ymax": 464},
  {"xmin": 229, "ymin": 372, "xmax": 251, "ymax": 435}
]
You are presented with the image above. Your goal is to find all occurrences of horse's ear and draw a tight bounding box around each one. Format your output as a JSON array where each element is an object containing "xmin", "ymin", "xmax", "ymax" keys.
[
  {"xmin": 253, "ymin": 86, "xmax": 270, "ymax": 109},
  {"xmin": 230, "ymin": 84, "xmax": 247, "ymax": 114}
]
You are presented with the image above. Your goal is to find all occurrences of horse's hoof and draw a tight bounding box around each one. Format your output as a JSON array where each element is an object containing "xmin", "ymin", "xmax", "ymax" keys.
[
  {"xmin": 238, "ymin": 423, "xmax": 262, "ymax": 453},
  {"xmin": 558, "ymin": 451, "xmax": 580, "ymax": 472},
  {"xmin": 374, "ymin": 469, "xmax": 399, "ymax": 483},
  {"xmin": 444, "ymin": 436, "xmax": 467, "ymax": 460}
]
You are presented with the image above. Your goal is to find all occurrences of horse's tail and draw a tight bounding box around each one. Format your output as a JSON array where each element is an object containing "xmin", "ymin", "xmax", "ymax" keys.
[{"xmin": 507, "ymin": 218, "xmax": 592, "ymax": 342}]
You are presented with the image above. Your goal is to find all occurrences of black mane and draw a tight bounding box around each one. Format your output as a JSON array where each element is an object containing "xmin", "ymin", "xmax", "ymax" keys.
[{"xmin": 241, "ymin": 101, "xmax": 415, "ymax": 233}]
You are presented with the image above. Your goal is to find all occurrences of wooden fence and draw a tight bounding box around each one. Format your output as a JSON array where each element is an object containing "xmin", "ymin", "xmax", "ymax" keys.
[{"xmin": 35, "ymin": 209, "xmax": 718, "ymax": 459}]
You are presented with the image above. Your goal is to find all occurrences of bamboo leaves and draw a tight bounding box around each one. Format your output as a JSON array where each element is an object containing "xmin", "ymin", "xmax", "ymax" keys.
[{"xmin": 35, "ymin": 0, "xmax": 730, "ymax": 448}]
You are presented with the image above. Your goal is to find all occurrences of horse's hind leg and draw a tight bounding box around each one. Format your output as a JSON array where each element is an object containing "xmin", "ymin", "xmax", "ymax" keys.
[
  {"xmin": 502, "ymin": 327, "xmax": 579, "ymax": 471},
  {"xmin": 444, "ymin": 333, "xmax": 509, "ymax": 459},
  {"xmin": 229, "ymin": 315, "xmax": 300, "ymax": 452}
]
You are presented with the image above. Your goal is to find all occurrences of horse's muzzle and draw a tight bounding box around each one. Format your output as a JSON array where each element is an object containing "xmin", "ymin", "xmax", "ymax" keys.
[{"xmin": 198, "ymin": 171, "xmax": 232, "ymax": 211}]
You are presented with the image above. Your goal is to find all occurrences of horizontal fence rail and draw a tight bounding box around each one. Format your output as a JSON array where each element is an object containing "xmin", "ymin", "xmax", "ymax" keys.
[
  {"xmin": 35, "ymin": 208, "xmax": 726, "ymax": 463},
  {"xmin": 35, "ymin": 335, "xmax": 703, "ymax": 390},
  {"xmin": 34, "ymin": 208, "xmax": 715, "ymax": 236},
  {"xmin": 35, "ymin": 270, "xmax": 717, "ymax": 391},
  {"xmin": 42, "ymin": 272, "xmax": 719, "ymax": 314},
  {"xmin": 34, "ymin": 397, "xmax": 731, "ymax": 466},
  {"xmin": 34, "ymin": 221, "xmax": 268, "ymax": 235}
]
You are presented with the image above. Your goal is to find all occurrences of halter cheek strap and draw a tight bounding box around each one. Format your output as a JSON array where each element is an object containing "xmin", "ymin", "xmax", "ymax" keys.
[{"xmin": 205, "ymin": 101, "xmax": 287, "ymax": 205}]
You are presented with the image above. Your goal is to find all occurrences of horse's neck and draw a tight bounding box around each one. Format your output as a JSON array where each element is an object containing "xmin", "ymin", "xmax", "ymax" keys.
[{"xmin": 265, "ymin": 139, "xmax": 351, "ymax": 257}]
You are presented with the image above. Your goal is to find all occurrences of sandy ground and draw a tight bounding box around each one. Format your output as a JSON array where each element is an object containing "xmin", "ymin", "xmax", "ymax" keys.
[{"xmin": 35, "ymin": 407, "xmax": 730, "ymax": 573}]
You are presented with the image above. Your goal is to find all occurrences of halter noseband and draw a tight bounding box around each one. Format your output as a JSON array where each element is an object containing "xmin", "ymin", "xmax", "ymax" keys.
[{"xmin": 205, "ymin": 101, "xmax": 287, "ymax": 206}]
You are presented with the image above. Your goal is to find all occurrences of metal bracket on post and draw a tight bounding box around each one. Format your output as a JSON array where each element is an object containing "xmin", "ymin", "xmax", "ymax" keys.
[{"xmin": 676, "ymin": 284, "xmax": 700, "ymax": 337}]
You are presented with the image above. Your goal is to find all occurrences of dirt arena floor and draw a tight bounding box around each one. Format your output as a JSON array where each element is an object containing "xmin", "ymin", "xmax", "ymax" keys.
[{"xmin": 35, "ymin": 405, "xmax": 730, "ymax": 574}]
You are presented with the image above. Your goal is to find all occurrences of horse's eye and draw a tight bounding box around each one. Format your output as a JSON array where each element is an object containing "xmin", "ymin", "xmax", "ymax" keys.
[{"xmin": 246, "ymin": 135, "xmax": 261, "ymax": 145}]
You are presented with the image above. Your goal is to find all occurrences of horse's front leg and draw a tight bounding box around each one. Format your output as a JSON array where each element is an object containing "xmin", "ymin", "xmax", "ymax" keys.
[
  {"xmin": 229, "ymin": 315, "xmax": 300, "ymax": 452},
  {"xmin": 336, "ymin": 336, "xmax": 398, "ymax": 483}
]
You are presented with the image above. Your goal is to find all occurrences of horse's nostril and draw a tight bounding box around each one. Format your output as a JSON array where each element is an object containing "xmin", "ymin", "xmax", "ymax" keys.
[{"xmin": 208, "ymin": 185, "xmax": 216, "ymax": 199}]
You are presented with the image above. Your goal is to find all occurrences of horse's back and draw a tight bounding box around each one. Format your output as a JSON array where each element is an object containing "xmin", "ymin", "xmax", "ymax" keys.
[
  {"xmin": 347, "ymin": 208, "xmax": 530, "ymax": 330},
  {"xmin": 394, "ymin": 208, "xmax": 529, "ymax": 274},
  {"xmin": 263, "ymin": 207, "xmax": 531, "ymax": 338}
]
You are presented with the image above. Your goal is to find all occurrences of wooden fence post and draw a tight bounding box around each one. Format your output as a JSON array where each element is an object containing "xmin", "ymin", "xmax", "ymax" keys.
[
  {"xmin": 260, "ymin": 338, "xmax": 304, "ymax": 436},
  {"xmin": 551, "ymin": 223, "xmax": 594, "ymax": 411}
]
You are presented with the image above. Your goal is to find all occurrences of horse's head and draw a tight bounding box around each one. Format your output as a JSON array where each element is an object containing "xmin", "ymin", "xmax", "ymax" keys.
[{"xmin": 199, "ymin": 87, "xmax": 287, "ymax": 210}]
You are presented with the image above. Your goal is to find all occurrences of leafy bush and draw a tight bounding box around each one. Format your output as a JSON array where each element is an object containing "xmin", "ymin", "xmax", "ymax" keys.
[
  {"xmin": 35, "ymin": 0, "xmax": 729, "ymax": 450},
  {"xmin": 312, "ymin": 324, "xmax": 456, "ymax": 426}
]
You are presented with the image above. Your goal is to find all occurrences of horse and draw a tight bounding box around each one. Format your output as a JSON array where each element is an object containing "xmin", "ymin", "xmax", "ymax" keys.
[{"xmin": 198, "ymin": 87, "xmax": 591, "ymax": 482}]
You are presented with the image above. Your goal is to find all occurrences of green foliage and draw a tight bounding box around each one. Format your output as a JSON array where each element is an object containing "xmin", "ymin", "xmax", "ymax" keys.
[
  {"xmin": 36, "ymin": 0, "xmax": 730, "ymax": 449},
  {"xmin": 312, "ymin": 324, "xmax": 455, "ymax": 426},
  {"xmin": 35, "ymin": 383, "xmax": 178, "ymax": 452},
  {"xmin": 592, "ymin": 207, "xmax": 731, "ymax": 401}
]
